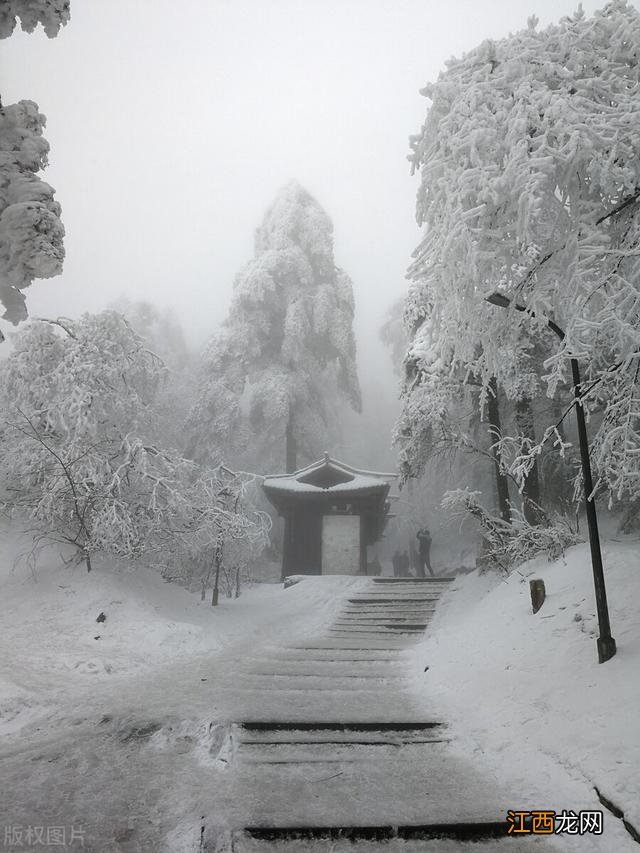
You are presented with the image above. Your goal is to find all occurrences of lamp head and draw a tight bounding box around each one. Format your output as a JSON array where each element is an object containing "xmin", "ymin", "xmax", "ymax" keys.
[{"xmin": 486, "ymin": 292, "xmax": 512, "ymax": 309}]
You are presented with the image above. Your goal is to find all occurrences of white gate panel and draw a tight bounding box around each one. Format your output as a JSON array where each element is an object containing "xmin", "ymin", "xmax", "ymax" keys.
[{"xmin": 321, "ymin": 515, "xmax": 360, "ymax": 575}]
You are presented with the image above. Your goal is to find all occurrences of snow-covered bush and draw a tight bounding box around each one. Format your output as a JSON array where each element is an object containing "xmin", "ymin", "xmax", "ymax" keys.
[
  {"xmin": 0, "ymin": 313, "xmax": 268, "ymax": 577},
  {"xmin": 442, "ymin": 489, "xmax": 580, "ymax": 573}
]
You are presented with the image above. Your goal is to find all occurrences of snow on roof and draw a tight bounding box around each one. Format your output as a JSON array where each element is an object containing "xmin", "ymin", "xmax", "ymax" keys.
[{"xmin": 263, "ymin": 454, "xmax": 396, "ymax": 496}]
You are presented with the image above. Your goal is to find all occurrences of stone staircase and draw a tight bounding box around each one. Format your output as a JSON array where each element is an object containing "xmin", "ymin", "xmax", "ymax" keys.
[{"xmin": 206, "ymin": 577, "xmax": 555, "ymax": 851}]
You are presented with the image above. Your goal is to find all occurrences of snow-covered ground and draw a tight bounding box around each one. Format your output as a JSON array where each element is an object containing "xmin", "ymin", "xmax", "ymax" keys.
[
  {"xmin": 407, "ymin": 539, "xmax": 640, "ymax": 847},
  {"xmin": 0, "ymin": 527, "xmax": 353, "ymax": 739},
  {"xmin": 0, "ymin": 525, "xmax": 367, "ymax": 851},
  {"xmin": 1, "ymin": 523, "xmax": 638, "ymax": 852}
]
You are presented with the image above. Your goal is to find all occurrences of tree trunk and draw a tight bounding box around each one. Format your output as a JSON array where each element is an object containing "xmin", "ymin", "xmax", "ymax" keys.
[
  {"xmin": 514, "ymin": 396, "xmax": 543, "ymax": 524},
  {"xmin": 286, "ymin": 414, "xmax": 297, "ymax": 474},
  {"xmin": 211, "ymin": 540, "xmax": 223, "ymax": 607},
  {"xmin": 487, "ymin": 378, "xmax": 512, "ymax": 524}
]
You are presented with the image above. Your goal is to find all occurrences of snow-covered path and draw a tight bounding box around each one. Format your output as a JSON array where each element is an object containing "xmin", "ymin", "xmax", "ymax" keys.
[{"xmin": 0, "ymin": 568, "xmax": 633, "ymax": 852}]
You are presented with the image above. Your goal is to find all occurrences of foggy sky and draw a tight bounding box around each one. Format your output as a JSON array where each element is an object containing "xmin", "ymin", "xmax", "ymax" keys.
[{"xmin": 0, "ymin": 0, "xmax": 624, "ymax": 452}]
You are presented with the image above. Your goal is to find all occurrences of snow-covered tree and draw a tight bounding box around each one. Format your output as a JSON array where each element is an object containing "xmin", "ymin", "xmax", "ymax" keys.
[
  {"xmin": 110, "ymin": 298, "xmax": 194, "ymax": 452},
  {"xmin": 0, "ymin": 313, "xmax": 266, "ymax": 575},
  {"xmin": 187, "ymin": 180, "xmax": 361, "ymax": 473},
  {"xmin": 111, "ymin": 298, "xmax": 190, "ymax": 371},
  {"xmin": 380, "ymin": 298, "xmax": 408, "ymax": 377},
  {"xmin": 400, "ymin": 1, "xmax": 640, "ymax": 514},
  {"xmin": 0, "ymin": 2, "xmax": 68, "ymax": 336},
  {"xmin": 0, "ymin": 1, "xmax": 70, "ymax": 38},
  {"xmin": 0, "ymin": 101, "xmax": 65, "ymax": 334}
]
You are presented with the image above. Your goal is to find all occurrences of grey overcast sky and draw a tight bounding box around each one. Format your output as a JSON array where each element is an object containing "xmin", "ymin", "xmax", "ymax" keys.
[{"xmin": 0, "ymin": 0, "xmax": 628, "ymax": 375}]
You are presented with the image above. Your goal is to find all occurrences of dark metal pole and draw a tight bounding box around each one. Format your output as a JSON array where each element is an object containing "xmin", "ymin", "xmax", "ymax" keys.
[
  {"xmin": 569, "ymin": 357, "xmax": 616, "ymax": 663},
  {"xmin": 486, "ymin": 293, "xmax": 616, "ymax": 663}
]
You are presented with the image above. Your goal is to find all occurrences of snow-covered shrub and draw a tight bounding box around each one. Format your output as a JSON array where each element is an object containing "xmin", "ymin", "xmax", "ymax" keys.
[{"xmin": 442, "ymin": 489, "xmax": 580, "ymax": 573}]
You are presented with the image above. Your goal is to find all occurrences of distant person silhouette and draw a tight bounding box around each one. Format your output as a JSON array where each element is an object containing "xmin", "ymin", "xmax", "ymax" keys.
[{"xmin": 416, "ymin": 527, "xmax": 434, "ymax": 577}]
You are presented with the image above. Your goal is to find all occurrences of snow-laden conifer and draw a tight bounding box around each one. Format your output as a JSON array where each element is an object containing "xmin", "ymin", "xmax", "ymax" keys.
[{"xmin": 188, "ymin": 181, "xmax": 361, "ymax": 473}]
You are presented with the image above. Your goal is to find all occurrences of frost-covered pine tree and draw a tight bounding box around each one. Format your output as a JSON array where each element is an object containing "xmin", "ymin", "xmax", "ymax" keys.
[
  {"xmin": 0, "ymin": 3, "xmax": 68, "ymax": 336},
  {"xmin": 188, "ymin": 181, "xmax": 361, "ymax": 473},
  {"xmin": 400, "ymin": 1, "xmax": 640, "ymax": 512}
]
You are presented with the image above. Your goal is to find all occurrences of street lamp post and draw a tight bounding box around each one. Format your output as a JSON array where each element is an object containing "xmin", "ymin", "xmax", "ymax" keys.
[{"xmin": 486, "ymin": 292, "xmax": 616, "ymax": 663}]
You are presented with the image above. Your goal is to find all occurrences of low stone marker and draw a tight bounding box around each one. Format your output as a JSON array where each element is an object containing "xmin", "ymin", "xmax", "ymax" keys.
[{"xmin": 529, "ymin": 579, "xmax": 546, "ymax": 614}]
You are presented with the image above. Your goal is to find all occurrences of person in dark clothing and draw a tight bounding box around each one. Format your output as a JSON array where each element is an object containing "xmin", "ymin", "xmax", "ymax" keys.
[{"xmin": 416, "ymin": 527, "xmax": 434, "ymax": 577}]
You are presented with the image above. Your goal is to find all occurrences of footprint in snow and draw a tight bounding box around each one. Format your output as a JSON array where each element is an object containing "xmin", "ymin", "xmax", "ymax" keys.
[{"xmin": 72, "ymin": 660, "xmax": 100, "ymax": 674}]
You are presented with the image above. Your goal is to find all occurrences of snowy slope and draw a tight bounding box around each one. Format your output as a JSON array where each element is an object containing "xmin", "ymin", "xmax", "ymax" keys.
[
  {"xmin": 0, "ymin": 524, "xmax": 359, "ymax": 738},
  {"xmin": 407, "ymin": 540, "xmax": 640, "ymax": 843},
  {"xmin": 0, "ymin": 525, "xmax": 373, "ymax": 851}
]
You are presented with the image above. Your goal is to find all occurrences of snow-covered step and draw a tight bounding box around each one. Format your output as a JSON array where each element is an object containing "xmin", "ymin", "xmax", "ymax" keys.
[
  {"xmin": 347, "ymin": 596, "xmax": 441, "ymax": 603},
  {"xmin": 342, "ymin": 602, "xmax": 438, "ymax": 608},
  {"xmin": 340, "ymin": 612, "xmax": 435, "ymax": 619},
  {"xmin": 330, "ymin": 626, "xmax": 430, "ymax": 633},
  {"xmin": 217, "ymin": 688, "xmax": 420, "ymax": 720},
  {"xmin": 329, "ymin": 623, "xmax": 426, "ymax": 637},
  {"xmin": 235, "ymin": 675, "xmax": 408, "ymax": 692},
  {"xmin": 335, "ymin": 618, "xmax": 433, "ymax": 625},
  {"xmin": 341, "ymin": 603, "xmax": 432, "ymax": 609},
  {"xmin": 259, "ymin": 650, "xmax": 403, "ymax": 662},
  {"xmin": 288, "ymin": 641, "xmax": 410, "ymax": 650},
  {"xmin": 334, "ymin": 614, "xmax": 433, "ymax": 622},
  {"xmin": 232, "ymin": 836, "xmax": 556, "ymax": 852},
  {"xmin": 236, "ymin": 728, "xmax": 444, "ymax": 746},
  {"xmin": 247, "ymin": 669, "xmax": 408, "ymax": 680},
  {"xmin": 342, "ymin": 598, "xmax": 438, "ymax": 610},
  {"xmin": 331, "ymin": 625, "xmax": 428, "ymax": 633},
  {"xmin": 237, "ymin": 741, "xmax": 450, "ymax": 765},
  {"xmin": 235, "ymin": 721, "xmax": 444, "ymax": 734},
  {"xmin": 324, "ymin": 635, "xmax": 416, "ymax": 646},
  {"xmin": 219, "ymin": 741, "xmax": 510, "ymax": 828},
  {"xmin": 371, "ymin": 577, "xmax": 455, "ymax": 583},
  {"xmin": 246, "ymin": 662, "xmax": 404, "ymax": 677},
  {"xmin": 274, "ymin": 658, "xmax": 406, "ymax": 667}
]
